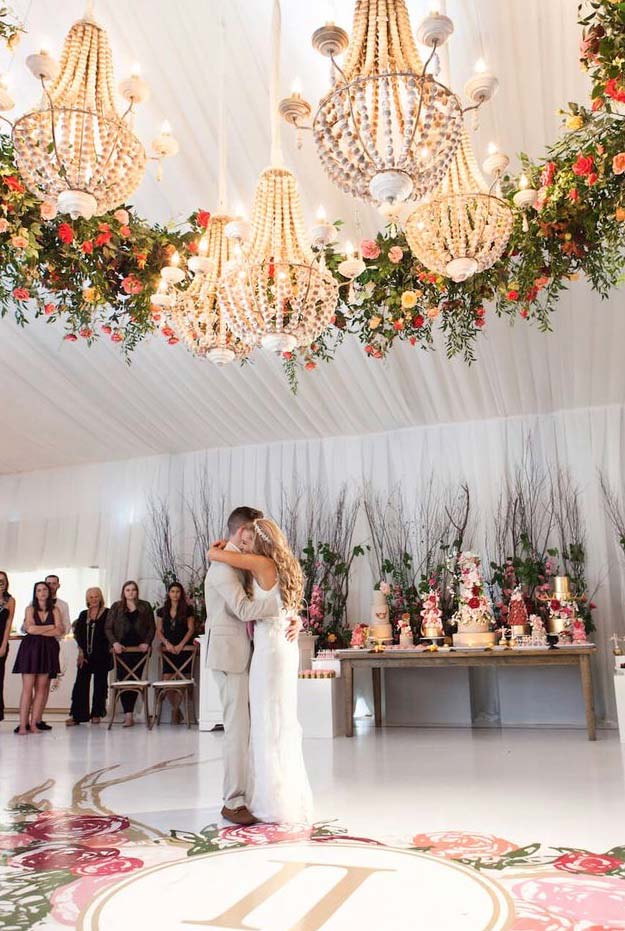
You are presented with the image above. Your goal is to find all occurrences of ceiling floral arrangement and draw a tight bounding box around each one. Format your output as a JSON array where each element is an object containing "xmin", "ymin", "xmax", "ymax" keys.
[{"xmin": 0, "ymin": 1, "xmax": 622, "ymax": 382}]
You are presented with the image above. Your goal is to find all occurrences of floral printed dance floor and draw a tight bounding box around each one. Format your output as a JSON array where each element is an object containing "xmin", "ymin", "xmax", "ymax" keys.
[{"xmin": 1, "ymin": 756, "xmax": 624, "ymax": 930}]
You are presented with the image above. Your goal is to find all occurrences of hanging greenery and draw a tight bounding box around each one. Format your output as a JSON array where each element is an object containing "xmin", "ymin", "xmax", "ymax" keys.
[{"xmin": 0, "ymin": 1, "xmax": 623, "ymax": 379}]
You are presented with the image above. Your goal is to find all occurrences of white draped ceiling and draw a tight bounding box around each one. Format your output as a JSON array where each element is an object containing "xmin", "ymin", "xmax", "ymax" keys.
[
  {"xmin": 1, "ymin": 2, "xmax": 624, "ymax": 724},
  {"xmin": 1, "ymin": 0, "xmax": 622, "ymax": 473}
]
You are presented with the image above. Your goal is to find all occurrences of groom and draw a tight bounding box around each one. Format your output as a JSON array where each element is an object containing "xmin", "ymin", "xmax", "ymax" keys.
[{"xmin": 204, "ymin": 506, "xmax": 299, "ymax": 826}]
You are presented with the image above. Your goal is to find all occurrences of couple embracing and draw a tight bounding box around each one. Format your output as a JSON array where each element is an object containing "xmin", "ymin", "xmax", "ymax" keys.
[{"xmin": 204, "ymin": 506, "xmax": 312, "ymax": 826}]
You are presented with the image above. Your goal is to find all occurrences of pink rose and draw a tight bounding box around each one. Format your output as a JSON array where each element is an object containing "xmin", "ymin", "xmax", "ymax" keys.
[
  {"xmin": 219, "ymin": 823, "xmax": 312, "ymax": 846},
  {"xmin": 114, "ymin": 208, "xmax": 130, "ymax": 225},
  {"xmin": 11, "ymin": 234, "xmax": 28, "ymax": 249},
  {"xmin": 73, "ymin": 854, "xmax": 143, "ymax": 876},
  {"xmin": 388, "ymin": 246, "xmax": 403, "ymax": 264},
  {"xmin": 0, "ymin": 217, "xmax": 10, "ymax": 233},
  {"xmin": 412, "ymin": 831, "xmax": 518, "ymax": 860},
  {"xmin": 510, "ymin": 875, "xmax": 625, "ymax": 925},
  {"xmin": 360, "ymin": 239, "xmax": 381, "ymax": 260},
  {"xmin": 51, "ymin": 876, "xmax": 116, "ymax": 926},
  {"xmin": 40, "ymin": 200, "xmax": 57, "ymax": 220},
  {"xmin": 0, "ymin": 832, "xmax": 36, "ymax": 849}
]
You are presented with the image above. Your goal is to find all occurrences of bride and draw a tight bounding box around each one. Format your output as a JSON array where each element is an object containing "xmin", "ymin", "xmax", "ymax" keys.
[{"xmin": 208, "ymin": 518, "xmax": 313, "ymax": 824}]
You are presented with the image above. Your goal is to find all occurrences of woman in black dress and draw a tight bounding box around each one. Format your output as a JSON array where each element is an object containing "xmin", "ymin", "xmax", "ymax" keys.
[
  {"xmin": 0, "ymin": 571, "xmax": 16, "ymax": 722},
  {"xmin": 105, "ymin": 581, "xmax": 155, "ymax": 728},
  {"xmin": 66, "ymin": 587, "xmax": 111, "ymax": 726},
  {"xmin": 156, "ymin": 582, "xmax": 195, "ymax": 724},
  {"xmin": 12, "ymin": 581, "xmax": 63, "ymax": 735}
]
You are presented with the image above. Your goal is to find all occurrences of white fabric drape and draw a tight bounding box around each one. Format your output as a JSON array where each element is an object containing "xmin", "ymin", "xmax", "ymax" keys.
[{"xmin": 1, "ymin": 403, "xmax": 624, "ymax": 725}]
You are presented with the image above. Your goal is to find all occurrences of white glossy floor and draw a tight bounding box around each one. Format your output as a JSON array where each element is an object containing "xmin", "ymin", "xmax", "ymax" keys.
[{"xmin": 2, "ymin": 720, "xmax": 625, "ymax": 929}]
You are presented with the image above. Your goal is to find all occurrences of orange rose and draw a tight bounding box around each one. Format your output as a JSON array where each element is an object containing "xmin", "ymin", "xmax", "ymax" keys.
[{"xmin": 616, "ymin": 207, "xmax": 625, "ymax": 222}]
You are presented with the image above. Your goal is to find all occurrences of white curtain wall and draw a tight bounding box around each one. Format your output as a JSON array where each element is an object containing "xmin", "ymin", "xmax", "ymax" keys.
[{"xmin": 1, "ymin": 403, "xmax": 624, "ymax": 726}]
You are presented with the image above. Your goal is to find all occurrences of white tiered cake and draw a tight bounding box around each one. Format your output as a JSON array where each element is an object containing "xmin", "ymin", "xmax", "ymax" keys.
[
  {"xmin": 452, "ymin": 552, "xmax": 497, "ymax": 648},
  {"xmin": 370, "ymin": 589, "xmax": 393, "ymax": 642}
]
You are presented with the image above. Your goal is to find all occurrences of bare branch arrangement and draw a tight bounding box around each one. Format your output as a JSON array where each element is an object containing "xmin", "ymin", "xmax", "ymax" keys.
[
  {"xmin": 146, "ymin": 494, "xmax": 180, "ymax": 589},
  {"xmin": 599, "ymin": 471, "xmax": 625, "ymax": 555}
]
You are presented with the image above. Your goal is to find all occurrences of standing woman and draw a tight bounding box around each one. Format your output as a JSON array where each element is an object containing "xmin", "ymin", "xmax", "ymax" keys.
[
  {"xmin": 105, "ymin": 581, "xmax": 155, "ymax": 728},
  {"xmin": 0, "ymin": 571, "xmax": 16, "ymax": 722},
  {"xmin": 66, "ymin": 588, "xmax": 111, "ymax": 726},
  {"xmin": 155, "ymin": 582, "xmax": 195, "ymax": 724},
  {"xmin": 12, "ymin": 582, "xmax": 63, "ymax": 735}
]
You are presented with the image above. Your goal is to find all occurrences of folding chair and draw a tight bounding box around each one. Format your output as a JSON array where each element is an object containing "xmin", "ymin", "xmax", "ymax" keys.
[
  {"xmin": 107, "ymin": 646, "xmax": 152, "ymax": 729},
  {"xmin": 150, "ymin": 643, "xmax": 198, "ymax": 729}
]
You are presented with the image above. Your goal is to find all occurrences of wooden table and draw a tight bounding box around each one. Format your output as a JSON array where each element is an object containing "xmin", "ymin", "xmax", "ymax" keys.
[{"xmin": 336, "ymin": 646, "xmax": 597, "ymax": 740}]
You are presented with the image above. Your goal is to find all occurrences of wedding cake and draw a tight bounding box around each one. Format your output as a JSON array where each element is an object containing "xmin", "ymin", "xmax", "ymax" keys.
[
  {"xmin": 370, "ymin": 589, "xmax": 393, "ymax": 642},
  {"xmin": 452, "ymin": 552, "xmax": 497, "ymax": 648},
  {"xmin": 420, "ymin": 588, "xmax": 444, "ymax": 640},
  {"xmin": 508, "ymin": 586, "xmax": 528, "ymax": 637},
  {"xmin": 398, "ymin": 614, "xmax": 414, "ymax": 648}
]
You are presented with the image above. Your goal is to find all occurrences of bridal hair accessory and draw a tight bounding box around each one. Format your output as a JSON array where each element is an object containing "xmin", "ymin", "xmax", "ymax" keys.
[{"xmin": 253, "ymin": 520, "xmax": 272, "ymax": 545}]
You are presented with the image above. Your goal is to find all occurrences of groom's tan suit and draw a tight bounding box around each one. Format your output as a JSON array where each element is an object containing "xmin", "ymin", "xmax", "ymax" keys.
[{"xmin": 204, "ymin": 543, "xmax": 279, "ymax": 810}]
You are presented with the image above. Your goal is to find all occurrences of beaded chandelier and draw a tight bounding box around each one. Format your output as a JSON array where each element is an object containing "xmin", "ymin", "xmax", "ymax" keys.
[
  {"xmin": 12, "ymin": 6, "xmax": 172, "ymax": 219},
  {"xmin": 219, "ymin": 1, "xmax": 338, "ymax": 354},
  {"xmin": 308, "ymin": 1, "xmax": 464, "ymax": 206},
  {"xmin": 404, "ymin": 131, "xmax": 513, "ymax": 282},
  {"xmin": 219, "ymin": 166, "xmax": 338, "ymax": 353},
  {"xmin": 155, "ymin": 218, "xmax": 255, "ymax": 365}
]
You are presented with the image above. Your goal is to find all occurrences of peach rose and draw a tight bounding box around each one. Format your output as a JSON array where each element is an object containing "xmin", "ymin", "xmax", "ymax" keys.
[
  {"xmin": 427, "ymin": 306, "xmax": 440, "ymax": 319},
  {"xmin": 114, "ymin": 208, "xmax": 130, "ymax": 225},
  {"xmin": 369, "ymin": 315, "xmax": 382, "ymax": 329},
  {"xmin": 40, "ymin": 200, "xmax": 57, "ymax": 220},
  {"xmin": 412, "ymin": 831, "xmax": 518, "ymax": 860},
  {"xmin": 388, "ymin": 246, "xmax": 403, "ymax": 264},
  {"xmin": 616, "ymin": 207, "xmax": 625, "ymax": 222},
  {"xmin": 612, "ymin": 153, "xmax": 625, "ymax": 176},
  {"xmin": 11, "ymin": 234, "xmax": 28, "ymax": 249},
  {"xmin": 0, "ymin": 218, "xmax": 9, "ymax": 233},
  {"xmin": 360, "ymin": 239, "xmax": 381, "ymax": 260}
]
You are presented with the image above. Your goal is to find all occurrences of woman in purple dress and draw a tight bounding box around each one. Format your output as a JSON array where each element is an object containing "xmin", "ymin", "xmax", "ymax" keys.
[{"xmin": 12, "ymin": 581, "xmax": 63, "ymax": 734}]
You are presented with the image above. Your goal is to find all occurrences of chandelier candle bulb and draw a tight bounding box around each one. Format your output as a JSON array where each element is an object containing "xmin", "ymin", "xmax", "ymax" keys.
[
  {"xmin": 152, "ymin": 122, "xmax": 179, "ymax": 158},
  {"xmin": 483, "ymin": 146, "xmax": 510, "ymax": 178},
  {"xmin": 416, "ymin": 11, "xmax": 454, "ymax": 48},
  {"xmin": 119, "ymin": 66, "xmax": 150, "ymax": 105},
  {"xmin": 464, "ymin": 61, "xmax": 499, "ymax": 105},
  {"xmin": 25, "ymin": 50, "xmax": 58, "ymax": 81},
  {"xmin": 161, "ymin": 251, "xmax": 185, "ymax": 284}
]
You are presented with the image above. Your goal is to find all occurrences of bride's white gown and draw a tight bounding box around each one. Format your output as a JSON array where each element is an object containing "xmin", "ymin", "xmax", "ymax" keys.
[{"xmin": 248, "ymin": 580, "xmax": 313, "ymax": 824}]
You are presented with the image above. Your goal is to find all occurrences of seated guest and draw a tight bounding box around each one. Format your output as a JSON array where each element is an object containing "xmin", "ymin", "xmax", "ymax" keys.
[
  {"xmin": 12, "ymin": 581, "xmax": 63, "ymax": 735},
  {"xmin": 0, "ymin": 571, "xmax": 16, "ymax": 722},
  {"xmin": 156, "ymin": 582, "xmax": 195, "ymax": 724},
  {"xmin": 66, "ymin": 587, "xmax": 111, "ymax": 726},
  {"xmin": 105, "ymin": 581, "xmax": 155, "ymax": 728}
]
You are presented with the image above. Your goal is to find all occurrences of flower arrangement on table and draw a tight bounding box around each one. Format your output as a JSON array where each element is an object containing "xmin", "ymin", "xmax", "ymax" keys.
[{"xmin": 349, "ymin": 623, "xmax": 369, "ymax": 649}]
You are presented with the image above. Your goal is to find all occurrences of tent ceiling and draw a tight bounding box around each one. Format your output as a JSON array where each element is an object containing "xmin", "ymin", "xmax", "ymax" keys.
[{"xmin": 1, "ymin": 0, "xmax": 622, "ymax": 474}]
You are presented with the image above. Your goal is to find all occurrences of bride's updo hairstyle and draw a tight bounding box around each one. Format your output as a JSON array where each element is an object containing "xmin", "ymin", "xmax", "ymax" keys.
[{"xmin": 252, "ymin": 518, "xmax": 304, "ymax": 614}]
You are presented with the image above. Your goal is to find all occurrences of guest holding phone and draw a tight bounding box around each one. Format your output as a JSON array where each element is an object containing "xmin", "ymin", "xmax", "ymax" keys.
[
  {"xmin": 156, "ymin": 582, "xmax": 195, "ymax": 724},
  {"xmin": 105, "ymin": 581, "xmax": 155, "ymax": 728},
  {"xmin": 12, "ymin": 581, "xmax": 63, "ymax": 735},
  {"xmin": 0, "ymin": 571, "xmax": 16, "ymax": 722},
  {"xmin": 66, "ymin": 587, "xmax": 111, "ymax": 726}
]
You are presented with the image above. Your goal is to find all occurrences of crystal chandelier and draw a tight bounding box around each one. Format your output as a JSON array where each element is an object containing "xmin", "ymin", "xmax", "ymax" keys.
[
  {"xmin": 219, "ymin": 0, "xmax": 338, "ymax": 354},
  {"xmin": 12, "ymin": 4, "xmax": 176, "ymax": 219},
  {"xmin": 153, "ymin": 219, "xmax": 255, "ymax": 365},
  {"xmin": 404, "ymin": 131, "xmax": 513, "ymax": 282},
  {"xmin": 281, "ymin": 1, "xmax": 466, "ymax": 206}
]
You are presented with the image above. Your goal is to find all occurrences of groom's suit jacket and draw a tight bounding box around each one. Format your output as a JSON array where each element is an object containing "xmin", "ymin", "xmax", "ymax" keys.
[{"xmin": 204, "ymin": 543, "xmax": 280, "ymax": 674}]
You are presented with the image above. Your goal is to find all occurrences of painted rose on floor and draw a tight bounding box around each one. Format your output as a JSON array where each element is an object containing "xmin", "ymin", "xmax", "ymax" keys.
[
  {"xmin": 219, "ymin": 823, "xmax": 313, "ymax": 846},
  {"xmin": 411, "ymin": 831, "xmax": 519, "ymax": 860},
  {"xmin": 509, "ymin": 899, "xmax": 574, "ymax": 930},
  {"xmin": 28, "ymin": 813, "xmax": 130, "ymax": 841},
  {"xmin": 553, "ymin": 851, "xmax": 624, "ymax": 876},
  {"xmin": 510, "ymin": 875, "xmax": 625, "ymax": 928},
  {"xmin": 11, "ymin": 843, "xmax": 121, "ymax": 872},
  {"xmin": 50, "ymin": 875, "xmax": 119, "ymax": 927}
]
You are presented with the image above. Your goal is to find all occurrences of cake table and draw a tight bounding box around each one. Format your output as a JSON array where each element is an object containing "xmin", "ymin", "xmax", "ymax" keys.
[{"xmin": 336, "ymin": 645, "xmax": 597, "ymax": 740}]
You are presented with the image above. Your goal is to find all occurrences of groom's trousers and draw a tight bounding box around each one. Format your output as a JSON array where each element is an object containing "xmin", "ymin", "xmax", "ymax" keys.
[{"xmin": 213, "ymin": 669, "xmax": 250, "ymax": 809}]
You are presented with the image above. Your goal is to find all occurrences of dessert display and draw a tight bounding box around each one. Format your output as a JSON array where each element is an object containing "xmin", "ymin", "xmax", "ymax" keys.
[
  {"xmin": 452, "ymin": 552, "xmax": 497, "ymax": 648},
  {"xmin": 398, "ymin": 614, "xmax": 414, "ymax": 648},
  {"xmin": 508, "ymin": 586, "xmax": 529, "ymax": 637}
]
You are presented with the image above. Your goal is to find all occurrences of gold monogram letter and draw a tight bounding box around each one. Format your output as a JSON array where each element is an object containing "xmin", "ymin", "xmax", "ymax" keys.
[{"xmin": 185, "ymin": 858, "xmax": 393, "ymax": 930}]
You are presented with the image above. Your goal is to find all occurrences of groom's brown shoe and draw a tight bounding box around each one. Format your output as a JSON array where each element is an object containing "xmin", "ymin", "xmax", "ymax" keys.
[{"xmin": 221, "ymin": 805, "xmax": 259, "ymax": 826}]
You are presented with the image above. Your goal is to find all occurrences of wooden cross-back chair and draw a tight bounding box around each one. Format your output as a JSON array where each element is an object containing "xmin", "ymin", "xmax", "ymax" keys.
[
  {"xmin": 150, "ymin": 643, "xmax": 199, "ymax": 729},
  {"xmin": 107, "ymin": 646, "xmax": 152, "ymax": 729}
]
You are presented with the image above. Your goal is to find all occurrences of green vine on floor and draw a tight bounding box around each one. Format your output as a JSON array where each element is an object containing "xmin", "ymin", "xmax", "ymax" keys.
[{"xmin": 0, "ymin": 2, "xmax": 623, "ymax": 380}]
